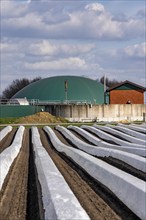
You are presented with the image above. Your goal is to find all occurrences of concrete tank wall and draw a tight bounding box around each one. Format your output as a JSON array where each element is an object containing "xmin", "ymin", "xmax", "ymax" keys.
[
  {"xmin": 46, "ymin": 104, "xmax": 146, "ymax": 122},
  {"xmin": 1, "ymin": 104, "xmax": 145, "ymax": 122}
]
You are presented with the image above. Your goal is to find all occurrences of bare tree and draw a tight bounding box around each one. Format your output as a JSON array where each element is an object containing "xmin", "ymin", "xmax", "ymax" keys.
[
  {"xmin": 2, "ymin": 77, "xmax": 42, "ymax": 99},
  {"xmin": 99, "ymin": 76, "xmax": 122, "ymax": 88}
]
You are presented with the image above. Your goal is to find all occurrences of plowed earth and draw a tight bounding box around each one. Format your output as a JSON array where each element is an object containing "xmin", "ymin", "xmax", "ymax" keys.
[
  {"xmin": 0, "ymin": 129, "xmax": 29, "ymax": 220},
  {"xmin": 0, "ymin": 127, "xmax": 144, "ymax": 220}
]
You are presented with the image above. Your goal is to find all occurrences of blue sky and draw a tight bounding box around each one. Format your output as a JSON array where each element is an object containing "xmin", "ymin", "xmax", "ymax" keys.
[{"xmin": 0, "ymin": 0, "xmax": 145, "ymax": 93}]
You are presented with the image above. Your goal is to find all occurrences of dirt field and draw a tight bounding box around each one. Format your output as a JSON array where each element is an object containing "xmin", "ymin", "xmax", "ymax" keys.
[
  {"xmin": 0, "ymin": 127, "xmax": 144, "ymax": 220},
  {"xmin": 0, "ymin": 129, "xmax": 29, "ymax": 220}
]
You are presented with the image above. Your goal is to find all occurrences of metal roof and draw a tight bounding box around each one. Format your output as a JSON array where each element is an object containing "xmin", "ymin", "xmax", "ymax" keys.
[
  {"xmin": 12, "ymin": 75, "xmax": 104, "ymax": 104},
  {"xmin": 106, "ymin": 80, "xmax": 146, "ymax": 92}
]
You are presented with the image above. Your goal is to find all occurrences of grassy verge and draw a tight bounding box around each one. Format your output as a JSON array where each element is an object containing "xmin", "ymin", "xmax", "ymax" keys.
[{"xmin": 0, "ymin": 117, "xmax": 18, "ymax": 124}]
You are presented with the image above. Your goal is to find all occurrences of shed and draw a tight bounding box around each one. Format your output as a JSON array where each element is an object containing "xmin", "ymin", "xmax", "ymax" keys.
[{"xmin": 106, "ymin": 80, "xmax": 146, "ymax": 104}]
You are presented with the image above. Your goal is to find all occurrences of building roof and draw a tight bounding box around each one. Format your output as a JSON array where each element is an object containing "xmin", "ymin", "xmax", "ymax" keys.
[
  {"xmin": 106, "ymin": 80, "xmax": 146, "ymax": 92},
  {"xmin": 12, "ymin": 75, "xmax": 104, "ymax": 104}
]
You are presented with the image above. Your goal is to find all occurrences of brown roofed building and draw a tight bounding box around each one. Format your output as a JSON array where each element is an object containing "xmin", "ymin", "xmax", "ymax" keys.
[{"xmin": 106, "ymin": 80, "xmax": 146, "ymax": 104}]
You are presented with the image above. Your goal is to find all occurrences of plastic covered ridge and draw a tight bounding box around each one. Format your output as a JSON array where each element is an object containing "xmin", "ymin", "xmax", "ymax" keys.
[
  {"xmin": 44, "ymin": 126, "xmax": 146, "ymax": 220},
  {"xmin": 107, "ymin": 124, "xmax": 146, "ymax": 141},
  {"xmin": 31, "ymin": 126, "xmax": 90, "ymax": 220},
  {"xmin": 93, "ymin": 124, "xmax": 146, "ymax": 145},
  {"xmin": 0, "ymin": 126, "xmax": 12, "ymax": 141},
  {"xmin": 81, "ymin": 125, "xmax": 146, "ymax": 157},
  {"xmin": 67, "ymin": 125, "xmax": 146, "ymax": 172},
  {"xmin": 0, "ymin": 126, "xmax": 25, "ymax": 190},
  {"xmin": 92, "ymin": 125, "xmax": 145, "ymax": 148},
  {"xmin": 119, "ymin": 124, "xmax": 146, "ymax": 133}
]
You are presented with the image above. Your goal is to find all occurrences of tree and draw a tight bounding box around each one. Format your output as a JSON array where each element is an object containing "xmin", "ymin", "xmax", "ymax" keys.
[
  {"xmin": 30, "ymin": 77, "xmax": 42, "ymax": 83},
  {"xmin": 2, "ymin": 77, "xmax": 41, "ymax": 99},
  {"xmin": 99, "ymin": 76, "xmax": 122, "ymax": 89}
]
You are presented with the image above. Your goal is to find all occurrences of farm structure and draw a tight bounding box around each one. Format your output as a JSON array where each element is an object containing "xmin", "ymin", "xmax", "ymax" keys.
[
  {"xmin": 1, "ymin": 102, "xmax": 146, "ymax": 122},
  {"xmin": 12, "ymin": 75, "xmax": 104, "ymax": 104},
  {"xmin": 106, "ymin": 80, "xmax": 146, "ymax": 104},
  {"xmin": 0, "ymin": 123, "xmax": 146, "ymax": 220},
  {"xmin": 1, "ymin": 76, "xmax": 145, "ymax": 122}
]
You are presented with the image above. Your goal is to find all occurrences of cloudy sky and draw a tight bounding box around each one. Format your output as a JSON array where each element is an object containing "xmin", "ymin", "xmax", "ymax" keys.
[{"xmin": 1, "ymin": 0, "xmax": 145, "ymax": 94}]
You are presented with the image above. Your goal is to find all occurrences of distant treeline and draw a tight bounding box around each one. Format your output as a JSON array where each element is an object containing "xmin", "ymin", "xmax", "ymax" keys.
[
  {"xmin": 1, "ymin": 77, "xmax": 41, "ymax": 99},
  {"xmin": 98, "ymin": 76, "xmax": 122, "ymax": 88}
]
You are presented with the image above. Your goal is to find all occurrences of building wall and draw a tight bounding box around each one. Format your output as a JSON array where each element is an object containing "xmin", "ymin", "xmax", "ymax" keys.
[
  {"xmin": 1, "ymin": 104, "xmax": 145, "ymax": 122},
  {"xmin": 109, "ymin": 90, "xmax": 144, "ymax": 104},
  {"xmin": 46, "ymin": 104, "xmax": 146, "ymax": 122}
]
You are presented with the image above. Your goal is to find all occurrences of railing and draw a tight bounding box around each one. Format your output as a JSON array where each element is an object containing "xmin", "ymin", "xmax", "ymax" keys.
[
  {"xmin": 0, "ymin": 99, "xmax": 39, "ymax": 105},
  {"xmin": 0, "ymin": 99, "xmax": 91, "ymax": 105},
  {"xmin": 34, "ymin": 99, "xmax": 91, "ymax": 105}
]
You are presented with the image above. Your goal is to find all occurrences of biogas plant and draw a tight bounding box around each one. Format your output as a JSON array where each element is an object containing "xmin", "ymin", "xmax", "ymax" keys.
[
  {"xmin": 1, "ymin": 75, "xmax": 146, "ymax": 122},
  {"xmin": 13, "ymin": 75, "xmax": 104, "ymax": 104}
]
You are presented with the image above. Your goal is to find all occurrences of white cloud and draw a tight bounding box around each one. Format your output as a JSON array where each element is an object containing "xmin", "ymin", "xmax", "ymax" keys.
[
  {"xmin": 1, "ymin": 1, "xmax": 28, "ymax": 17},
  {"xmin": 0, "ymin": 1, "xmax": 145, "ymax": 93},
  {"xmin": 29, "ymin": 40, "xmax": 95, "ymax": 56},
  {"xmin": 26, "ymin": 0, "xmax": 32, "ymax": 3},
  {"xmin": 1, "ymin": 1, "xmax": 145, "ymax": 40},
  {"xmin": 98, "ymin": 42, "xmax": 146, "ymax": 62},
  {"xmin": 0, "ymin": 40, "xmax": 20, "ymax": 53},
  {"xmin": 3, "ymin": 12, "xmax": 42, "ymax": 29},
  {"xmin": 25, "ymin": 57, "xmax": 87, "ymax": 70},
  {"xmin": 85, "ymin": 3, "xmax": 105, "ymax": 13},
  {"xmin": 123, "ymin": 42, "xmax": 146, "ymax": 58}
]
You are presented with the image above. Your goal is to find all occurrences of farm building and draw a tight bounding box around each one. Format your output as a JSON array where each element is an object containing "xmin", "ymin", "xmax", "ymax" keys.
[
  {"xmin": 12, "ymin": 75, "xmax": 104, "ymax": 104},
  {"xmin": 1, "ymin": 76, "xmax": 146, "ymax": 121},
  {"xmin": 106, "ymin": 80, "xmax": 146, "ymax": 104}
]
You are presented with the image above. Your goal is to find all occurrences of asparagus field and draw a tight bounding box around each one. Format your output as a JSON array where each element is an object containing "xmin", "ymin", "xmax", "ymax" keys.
[{"xmin": 0, "ymin": 123, "xmax": 146, "ymax": 220}]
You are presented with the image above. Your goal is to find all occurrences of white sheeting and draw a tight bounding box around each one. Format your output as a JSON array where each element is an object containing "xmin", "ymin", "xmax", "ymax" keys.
[
  {"xmin": 134, "ymin": 123, "xmax": 146, "ymax": 128},
  {"xmin": 91, "ymin": 125, "xmax": 145, "ymax": 148},
  {"xmin": 31, "ymin": 126, "xmax": 90, "ymax": 220},
  {"xmin": 66, "ymin": 125, "xmax": 146, "ymax": 172},
  {"xmin": 81, "ymin": 125, "xmax": 146, "ymax": 156},
  {"xmin": 93, "ymin": 124, "xmax": 146, "ymax": 145},
  {"xmin": 44, "ymin": 126, "xmax": 146, "ymax": 220},
  {"xmin": 107, "ymin": 124, "xmax": 146, "ymax": 141},
  {"xmin": 119, "ymin": 124, "xmax": 146, "ymax": 133},
  {"xmin": 0, "ymin": 126, "xmax": 12, "ymax": 141},
  {"xmin": 0, "ymin": 126, "xmax": 25, "ymax": 190}
]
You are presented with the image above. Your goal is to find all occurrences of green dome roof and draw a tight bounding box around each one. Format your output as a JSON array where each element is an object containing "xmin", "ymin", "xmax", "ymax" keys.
[{"xmin": 12, "ymin": 76, "xmax": 104, "ymax": 104}]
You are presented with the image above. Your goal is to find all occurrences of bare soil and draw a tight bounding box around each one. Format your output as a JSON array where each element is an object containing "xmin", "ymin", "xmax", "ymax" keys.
[
  {"xmin": 39, "ymin": 128, "xmax": 140, "ymax": 220},
  {"xmin": 15, "ymin": 112, "xmax": 68, "ymax": 124},
  {"xmin": 0, "ymin": 128, "xmax": 17, "ymax": 153},
  {"xmin": 0, "ymin": 129, "xmax": 29, "ymax": 220},
  {"xmin": 0, "ymin": 127, "xmax": 142, "ymax": 220},
  {"xmin": 39, "ymin": 128, "xmax": 122, "ymax": 220},
  {"xmin": 26, "ymin": 129, "xmax": 44, "ymax": 220},
  {"xmin": 67, "ymin": 129, "xmax": 146, "ymax": 181}
]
